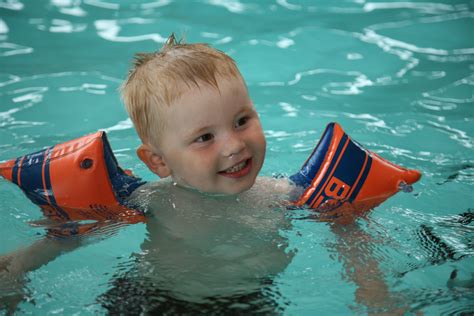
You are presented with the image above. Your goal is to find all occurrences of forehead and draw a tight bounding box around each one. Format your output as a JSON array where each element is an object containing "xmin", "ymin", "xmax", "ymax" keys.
[{"xmin": 170, "ymin": 77, "xmax": 250, "ymax": 116}]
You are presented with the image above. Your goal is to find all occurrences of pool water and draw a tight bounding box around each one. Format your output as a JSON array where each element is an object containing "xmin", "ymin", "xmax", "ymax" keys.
[{"xmin": 1, "ymin": 0, "xmax": 473, "ymax": 314}]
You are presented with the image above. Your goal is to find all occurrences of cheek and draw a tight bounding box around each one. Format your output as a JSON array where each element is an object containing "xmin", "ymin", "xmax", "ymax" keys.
[
  {"xmin": 250, "ymin": 128, "xmax": 266, "ymax": 152},
  {"xmin": 254, "ymin": 121, "xmax": 266, "ymax": 144},
  {"xmin": 164, "ymin": 150, "xmax": 194, "ymax": 176},
  {"xmin": 181, "ymin": 149, "xmax": 219, "ymax": 175},
  {"xmin": 260, "ymin": 133, "xmax": 267, "ymax": 151}
]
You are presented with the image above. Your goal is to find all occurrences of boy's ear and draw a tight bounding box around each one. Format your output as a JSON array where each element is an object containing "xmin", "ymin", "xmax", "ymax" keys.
[{"xmin": 136, "ymin": 144, "xmax": 171, "ymax": 178}]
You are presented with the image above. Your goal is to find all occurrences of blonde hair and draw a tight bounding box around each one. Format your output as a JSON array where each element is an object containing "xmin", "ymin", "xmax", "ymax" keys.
[{"xmin": 121, "ymin": 34, "xmax": 242, "ymax": 147}]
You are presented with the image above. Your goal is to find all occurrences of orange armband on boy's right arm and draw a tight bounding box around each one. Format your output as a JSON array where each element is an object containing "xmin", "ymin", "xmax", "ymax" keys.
[
  {"xmin": 0, "ymin": 132, "xmax": 146, "ymax": 223},
  {"xmin": 289, "ymin": 122, "xmax": 421, "ymax": 212}
]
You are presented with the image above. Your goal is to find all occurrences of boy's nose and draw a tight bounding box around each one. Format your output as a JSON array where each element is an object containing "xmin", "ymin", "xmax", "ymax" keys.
[{"xmin": 222, "ymin": 133, "xmax": 245, "ymax": 158}]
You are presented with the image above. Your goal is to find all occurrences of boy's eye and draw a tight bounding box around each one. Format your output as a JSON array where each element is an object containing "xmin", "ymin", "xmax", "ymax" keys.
[
  {"xmin": 195, "ymin": 133, "xmax": 214, "ymax": 143},
  {"xmin": 235, "ymin": 116, "xmax": 249, "ymax": 128}
]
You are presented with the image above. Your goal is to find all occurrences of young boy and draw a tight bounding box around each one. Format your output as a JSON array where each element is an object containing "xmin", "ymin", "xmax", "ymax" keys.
[
  {"xmin": 109, "ymin": 34, "xmax": 296, "ymax": 310},
  {"xmin": 123, "ymin": 34, "xmax": 270, "ymax": 195}
]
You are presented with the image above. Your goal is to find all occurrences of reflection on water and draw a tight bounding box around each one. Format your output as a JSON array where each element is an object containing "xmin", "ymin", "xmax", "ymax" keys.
[
  {"xmin": 0, "ymin": 0, "xmax": 473, "ymax": 314},
  {"xmin": 100, "ymin": 272, "xmax": 284, "ymax": 315}
]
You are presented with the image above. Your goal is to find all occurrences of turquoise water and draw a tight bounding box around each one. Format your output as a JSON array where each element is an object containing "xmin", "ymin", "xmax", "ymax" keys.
[{"xmin": 1, "ymin": 0, "xmax": 473, "ymax": 314}]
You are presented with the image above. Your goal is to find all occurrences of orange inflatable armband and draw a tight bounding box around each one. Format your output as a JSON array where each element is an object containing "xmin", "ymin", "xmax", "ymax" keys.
[
  {"xmin": 289, "ymin": 122, "xmax": 421, "ymax": 212},
  {"xmin": 0, "ymin": 132, "xmax": 145, "ymax": 222}
]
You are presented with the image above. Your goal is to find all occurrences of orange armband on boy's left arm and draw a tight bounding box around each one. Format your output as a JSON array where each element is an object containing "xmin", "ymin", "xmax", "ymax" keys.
[{"xmin": 289, "ymin": 122, "xmax": 421, "ymax": 212}]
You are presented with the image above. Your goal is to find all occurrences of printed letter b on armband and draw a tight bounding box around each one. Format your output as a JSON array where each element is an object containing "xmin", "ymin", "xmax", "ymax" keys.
[
  {"xmin": 0, "ymin": 132, "xmax": 146, "ymax": 223},
  {"xmin": 290, "ymin": 122, "xmax": 421, "ymax": 212},
  {"xmin": 324, "ymin": 177, "xmax": 350, "ymax": 200}
]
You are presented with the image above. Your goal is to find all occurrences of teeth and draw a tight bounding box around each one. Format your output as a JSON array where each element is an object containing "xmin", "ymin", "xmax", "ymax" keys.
[{"xmin": 224, "ymin": 160, "xmax": 247, "ymax": 173}]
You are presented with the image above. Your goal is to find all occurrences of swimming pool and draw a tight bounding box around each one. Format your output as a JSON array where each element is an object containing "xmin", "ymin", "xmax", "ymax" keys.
[{"xmin": 1, "ymin": 0, "xmax": 473, "ymax": 314}]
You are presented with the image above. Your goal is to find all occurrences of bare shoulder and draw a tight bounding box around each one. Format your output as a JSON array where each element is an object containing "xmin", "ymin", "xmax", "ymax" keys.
[
  {"xmin": 239, "ymin": 176, "xmax": 302, "ymax": 207},
  {"xmin": 127, "ymin": 176, "xmax": 301, "ymax": 215},
  {"xmin": 253, "ymin": 176, "xmax": 295, "ymax": 194},
  {"xmin": 126, "ymin": 180, "xmax": 176, "ymax": 215}
]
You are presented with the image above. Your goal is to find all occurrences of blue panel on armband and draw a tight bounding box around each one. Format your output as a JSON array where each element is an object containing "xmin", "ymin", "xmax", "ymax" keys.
[
  {"xmin": 101, "ymin": 133, "xmax": 146, "ymax": 204},
  {"xmin": 348, "ymin": 152, "xmax": 372, "ymax": 202},
  {"xmin": 42, "ymin": 148, "xmax": 58, "ymax": 206},
  {"xmin": 16, "ymin": 148, "xmax": 50, "ymax": 206},
  {"xmin": 289, "ymin": 122, "xmax": 335, "ymax": 188},
  {"xmin": 331, "ymin": 138, "xmax": 366, "ymax": 191}
]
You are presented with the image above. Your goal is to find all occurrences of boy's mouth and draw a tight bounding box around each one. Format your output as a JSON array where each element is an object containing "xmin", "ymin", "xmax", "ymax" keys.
[{"xmin": 218, "ymin": 159, "xmax": 252, "ymax": 178}]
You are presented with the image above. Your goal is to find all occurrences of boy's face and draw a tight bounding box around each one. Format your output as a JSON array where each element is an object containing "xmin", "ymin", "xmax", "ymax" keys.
[{"xmin": 152, "ymin": 77, "xmax": 266, "ymax": 194}]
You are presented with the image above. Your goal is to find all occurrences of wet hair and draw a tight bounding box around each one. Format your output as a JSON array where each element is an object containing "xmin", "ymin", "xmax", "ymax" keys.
[{"xmin": 121, "ymin": 33, "xmax": 242, "ymax": 147}]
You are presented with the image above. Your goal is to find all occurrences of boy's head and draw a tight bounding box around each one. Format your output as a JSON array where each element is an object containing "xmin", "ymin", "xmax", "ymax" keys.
[{"xmin": 122, "ymin": 34, "xmax": 266, "ymax": 194}]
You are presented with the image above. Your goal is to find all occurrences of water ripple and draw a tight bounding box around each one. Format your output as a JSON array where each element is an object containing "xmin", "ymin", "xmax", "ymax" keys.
[
  {"xmin": 0, "ymin": 74, "xmax": 20, "ymax": 88},
  {"xmin": 423, "ymin": 74, "xmax": 474, "ymax": 104},
  {"xmin": 288, "ymin": 68, "xmax": 373, "ymax": 95},
  {"xmin": 0, "ymin": 71, "xmax": 121, "ymax": 88},
  {"xmin": 279, "ymin": 102, "xmax": 298, "ymax": 117},
  {"xmin": 349, "ymin": 10, "xmax": 474, "ymax": 80},
  {"xmin": 207, "ymin": 0, "xmax": 248, "ymax": 13},
  {"xmin": 354, "ymin": 30, "xmax": 420, "ymax": 78},
  {"xmin": 276, "ymin": 0, "xmax": 302, "ymax": 11},
  {"xmin": 0, "ymin": 18, "xmax": 8, "ymax": 35},
  {"xmin": 51, "ymin": 0, "xmax": 88, "ymax": 17},
  {"xmin": 363, "ymin": 2, "xmax": 457, "ymax": 14},
  {"xmin": 342, "ymin": 113, "xmax": 395, "ymax": 134},
  {"xmin": 59, "ymin": 83, "xmax": 107, "ymax": 94},
  {"xmin": 139, "ymin": 1, "xmax": 172, "ymax": 10},
  {"xmin": 9, "ymin": 86, "xmax": 48, "ymax": 105},
  {"xmin": 0, "ymin": 0, "xmax": 24, "ymax": 11},
  {"xmin": 95, "ymin": 19, "xmax": 166, "ymax": 43},
  {"xmin": 248, "ymin": 35, "xmax": 295, "ymax": 49},
  {"xmin": 0, "ymin": 42, "xmax": 33, "ymax": 57},
  {"xmin": 83, "ymin": 0, "xmax": 120, "ymax": 10},
  {"xmin": 417, "ymin": 99, "xmax": 457, "ymax": 111},
  {"xmin": 102, "ymin": 118, "xmax": 133, "ymax": 133},
  {"xmin": 427, "ymin": 121, "xmax": 473, "ymax": 149},
  {"xmin": 0, "ymin": 72, "xmax": 123, "ymax": 140},
  {"xmin": 363, "ymin": 11, "xmax": 474, "ymax": 55},
  {"xmin": 0, "ymin": 87, "xmax": 47, "ymax": 129},
  {"xmin": 29, "ymin": 18, "xmax": 87, "ymax": 33}
]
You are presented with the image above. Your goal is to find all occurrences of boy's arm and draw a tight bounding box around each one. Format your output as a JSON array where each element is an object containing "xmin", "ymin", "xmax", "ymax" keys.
[
  {"xmin": 0, "ymin": 219, "xmax": 125, "ymax": 312},
  {"xmin": 0, "ymin": 236, "xmax": 82, "ymax": 313},
  {"xmin": 330, "ymin": 223, "xmax": 408, "ymax": 315},
  {"xmin": 0, "ymin": 236, "xmax": 81, "ymax": 276}
]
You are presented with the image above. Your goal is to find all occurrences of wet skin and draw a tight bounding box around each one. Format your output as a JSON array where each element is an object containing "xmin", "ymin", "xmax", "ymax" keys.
[{"xmin": 129, "ymin": 178, "xmax": 294, "ymax": 301}]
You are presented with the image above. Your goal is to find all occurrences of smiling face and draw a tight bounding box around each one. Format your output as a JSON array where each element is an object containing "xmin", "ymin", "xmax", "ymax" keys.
[{"xmin": 145, "ymin": 77, "xmax": 266, "ymax": 195}]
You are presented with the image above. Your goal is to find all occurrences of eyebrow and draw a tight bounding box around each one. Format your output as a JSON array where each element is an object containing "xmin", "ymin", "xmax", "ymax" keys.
[
  {"xmin": 184, "ymin": 105, "xmax": 254, "ymax": 140},
  {"xmin": 185, "ymin": 125, "xmax": 213, "ymax": 140}
]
